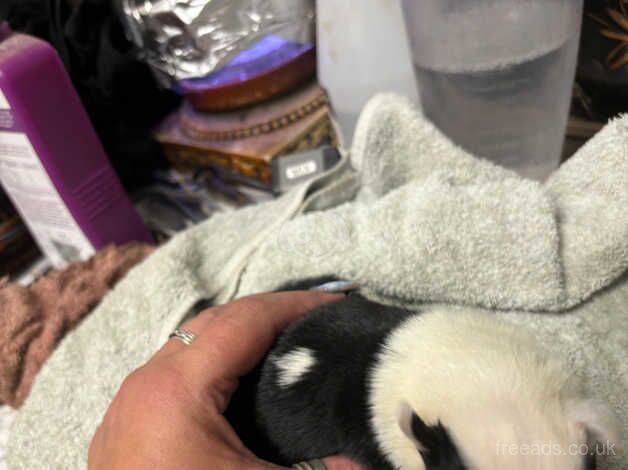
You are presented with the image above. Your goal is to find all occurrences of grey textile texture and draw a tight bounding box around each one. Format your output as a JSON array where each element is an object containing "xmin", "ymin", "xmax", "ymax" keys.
[
  {"xmin": 6, "ymin": 94, "xmax": 627, "ymax": 469},
  {"xmin": 238, "ymin": 95, "xmax": 628, "ymax": 310}
]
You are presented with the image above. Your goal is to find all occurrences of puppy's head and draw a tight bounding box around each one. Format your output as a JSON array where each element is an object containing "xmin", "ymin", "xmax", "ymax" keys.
[{"xmin": 395, "ymin": 398, "xmax": 622, "ymax": 470}]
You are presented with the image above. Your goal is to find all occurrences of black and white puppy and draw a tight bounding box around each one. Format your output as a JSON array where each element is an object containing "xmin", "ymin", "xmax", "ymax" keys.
[{"xmin": 227, "ymin": 295, "xmax": 621, "ymax": 470}]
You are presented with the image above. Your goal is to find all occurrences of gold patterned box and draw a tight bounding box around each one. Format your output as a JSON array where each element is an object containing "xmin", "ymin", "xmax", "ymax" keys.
[{"xmin": 154, "ymin": 82, "xmax": 338, "ymax": 187}]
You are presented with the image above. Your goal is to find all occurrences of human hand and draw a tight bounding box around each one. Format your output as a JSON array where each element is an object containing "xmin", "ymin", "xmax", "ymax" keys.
[{"xmin": 88, "ymin": 291, "xmax": 364, "ymax": 470}]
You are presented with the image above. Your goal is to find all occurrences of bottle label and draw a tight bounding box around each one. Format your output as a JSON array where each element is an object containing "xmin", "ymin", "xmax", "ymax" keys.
[
  {"xmin": 0, "ymin": 89, "xmax": 10, "ymax": 110},
  {"xmin": 0, "ymin": 89, "xmax": 95, "ymax": 268}
]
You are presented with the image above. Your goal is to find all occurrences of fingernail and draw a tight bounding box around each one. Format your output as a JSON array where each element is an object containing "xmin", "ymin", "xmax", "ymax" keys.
[{"xmin": 310, "ymin": 281, "xmax": 358, "ymax": 294}]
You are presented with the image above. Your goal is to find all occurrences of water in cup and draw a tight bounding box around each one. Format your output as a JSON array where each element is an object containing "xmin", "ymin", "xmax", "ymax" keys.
[{"xmin": 403, "ymin": 0, "xmax": 583, "ymax": 180}]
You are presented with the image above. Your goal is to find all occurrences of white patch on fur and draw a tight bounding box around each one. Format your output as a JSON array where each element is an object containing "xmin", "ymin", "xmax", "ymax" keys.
[
  {"xmin": 274, "ymin": 347, "xmax": 317, "ymax": 388},
  {"xmin": 367, "ymin": 309, "xmax": 618, "ymax": 470}
]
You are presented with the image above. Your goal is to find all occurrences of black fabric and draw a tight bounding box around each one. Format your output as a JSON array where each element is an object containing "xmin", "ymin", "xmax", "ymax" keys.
[{"xmin": 0, "ymin": 0, "xmax": 180, "ymax": 190}]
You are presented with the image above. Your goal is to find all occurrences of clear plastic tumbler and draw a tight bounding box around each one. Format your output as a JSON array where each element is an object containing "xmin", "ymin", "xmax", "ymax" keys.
[{"xmin": 401, "ymin": 0, "xmax": 584, "ymax": 180}]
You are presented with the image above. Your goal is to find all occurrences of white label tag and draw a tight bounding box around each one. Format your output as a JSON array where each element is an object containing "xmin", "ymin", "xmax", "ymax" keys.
[
  {"xmin": 286, "ymin": 160, "xmax": 318, "ymax": 180},
  {"xmin": 0, "ymin": 131, "xmax": 95, "ymax": 268}
]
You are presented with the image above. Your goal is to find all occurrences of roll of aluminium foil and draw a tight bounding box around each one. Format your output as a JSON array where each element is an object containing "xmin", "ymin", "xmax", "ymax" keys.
[{"xmin": 119, "ymin": 0, "xmax": 315, "ymax": 86}]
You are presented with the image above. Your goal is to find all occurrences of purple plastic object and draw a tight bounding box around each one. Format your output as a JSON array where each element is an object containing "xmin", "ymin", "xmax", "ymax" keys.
[
  {"xmin": 175, "ymin": 35, "xmax": 314, "ymax": 93},
  {"xmin": 0, "ymin": 25, "xmax": 152, "ymax": 267}
]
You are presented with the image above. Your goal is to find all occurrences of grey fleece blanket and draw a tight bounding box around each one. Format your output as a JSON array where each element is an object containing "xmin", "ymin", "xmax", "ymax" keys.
[{"xmin": 7, "ymin": 95, "xmax": 628, "ymax": 469}]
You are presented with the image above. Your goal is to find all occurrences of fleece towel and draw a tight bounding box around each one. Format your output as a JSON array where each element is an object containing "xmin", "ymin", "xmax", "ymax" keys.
[
  {"xmin": 0, "ymin": 406, "xmax": 15, "ymax": 470},
  {"xmin": 237, "ymin": 97, "xmax": 628, "ymax": 310},
  {"xmin": 0, "ymin": 243, "xmax": 154, "ymax": 408},
  {"xmin": 6, "ymin": 95, "xmax": 628, "ymax": 469}
]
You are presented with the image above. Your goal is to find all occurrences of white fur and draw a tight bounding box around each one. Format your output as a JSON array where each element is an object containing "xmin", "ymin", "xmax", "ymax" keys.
[
  {"xmin": 274, "ymin": 347, "xmax": 317, "ymax": 388},
  {"xmin": 368, "ymin": 309, "xmax": 621, "ymax": 470}
]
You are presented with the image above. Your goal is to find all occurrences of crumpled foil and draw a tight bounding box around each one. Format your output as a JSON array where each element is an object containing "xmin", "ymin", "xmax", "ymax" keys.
[{"xmin": 119, "ymin": 0, "xmax": 315, "ymax": 86}]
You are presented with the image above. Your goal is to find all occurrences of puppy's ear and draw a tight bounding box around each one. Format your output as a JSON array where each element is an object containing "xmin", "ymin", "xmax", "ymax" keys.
[
  {"xmin": 565, "ymin": 399, "xmax": 623, "ymax": 450},
  {"xmin": 398, "ymin": 401, "xmax": 421, "ymax": 448},
  {"xmin": 397, "ymin": 402, "xmax": 466, "ymax": 468}
]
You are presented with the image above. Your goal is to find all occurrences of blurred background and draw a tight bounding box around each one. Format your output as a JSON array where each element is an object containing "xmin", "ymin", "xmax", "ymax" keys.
[{"xmin": 1, "ymin": 0, "xmax": 627, "ymax": 278}]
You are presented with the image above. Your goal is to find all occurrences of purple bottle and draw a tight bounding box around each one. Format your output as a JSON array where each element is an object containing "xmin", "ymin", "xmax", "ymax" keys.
[{"xmin": 0, "ymin": 23, "xmax": 152, "ymax": 268}]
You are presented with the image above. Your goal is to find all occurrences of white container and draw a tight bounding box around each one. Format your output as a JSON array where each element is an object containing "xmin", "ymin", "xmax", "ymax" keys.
[
  {"xmin": 402, "ymin": 0, "xmax": 583, "ymax": 181},
  {"xmin": 316, "ymin": 0, "xmax": 419, "ymax": 146}
]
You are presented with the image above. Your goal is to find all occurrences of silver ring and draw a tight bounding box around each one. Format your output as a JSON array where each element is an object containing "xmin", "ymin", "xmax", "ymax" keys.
[
  {"xmin": 292, "ymin": 460, "xmax": 327, "ymax": 470},
  {"xmin": 169, "ymin": 328, "xmax": 197, "ymax": 346}
]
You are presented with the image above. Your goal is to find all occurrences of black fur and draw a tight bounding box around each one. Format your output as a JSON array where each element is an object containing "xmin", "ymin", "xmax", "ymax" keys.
[
  {"xmin": 225, "ymin": 291, "xmax": 599, "ymax": 470},
  {"xmin": 227, "ymin": 295, "xmax": 468, "ymax": 469},
  {"xmin": 256, "ymin": 295, "xmax": 410, "ymax": 468}
]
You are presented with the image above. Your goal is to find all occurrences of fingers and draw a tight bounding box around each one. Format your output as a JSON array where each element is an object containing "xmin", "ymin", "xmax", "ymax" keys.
[
  {"xmin": 191, "ymin": 291, "xmax": 343, "ymax": 380},
  {"xmin": 153, "ymin": 291, "xmax": 343, "ymax": 412},
  {"xmin": 158, "ymin": 290, "xmax": 341, "ymax": 358},
  {"xmin": 156, "ymin": 306, "xmax": 221, "ymax": 358},
  {"xmin": 319, "ymin": 456, "xmax": 366, "ymax": 470}
]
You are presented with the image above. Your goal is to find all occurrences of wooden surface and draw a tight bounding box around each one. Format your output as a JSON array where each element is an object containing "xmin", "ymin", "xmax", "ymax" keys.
[{"xmin": 184, "ymin": 48, "xmax": 317, "ymax": 112}]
